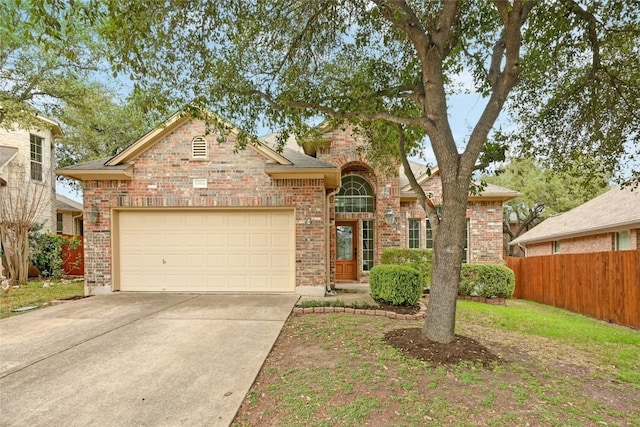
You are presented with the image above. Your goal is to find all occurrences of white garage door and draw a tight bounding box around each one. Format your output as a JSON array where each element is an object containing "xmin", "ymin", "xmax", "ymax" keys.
[{"xmin": 117, "ymin": 210, "xmax": 295, "ymax": 292}]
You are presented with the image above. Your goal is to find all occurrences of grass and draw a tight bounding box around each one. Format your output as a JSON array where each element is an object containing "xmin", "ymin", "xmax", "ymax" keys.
[
  {"xmin": 233, "ymin": 299, "xmax": 640, "ymax": 426},
  {"xmin": 0, "ymin": 279, "xmax": 84, "ymax": 319},
  {"xmin": 456, "ymin": 299, "xmax": 640, "ymax": 384}
]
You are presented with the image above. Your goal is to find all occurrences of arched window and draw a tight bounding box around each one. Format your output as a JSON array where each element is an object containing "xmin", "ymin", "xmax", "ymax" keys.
[{"xmin": 336, "ymin": 175, "xmax": 374, "ymax": 213}]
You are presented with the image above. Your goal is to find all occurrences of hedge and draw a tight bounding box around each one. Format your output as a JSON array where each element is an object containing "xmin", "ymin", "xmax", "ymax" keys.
[
  {"xmin": 380, "ymin": 248, "xmax": 432, "ymax": 289},
  {"xmin": 370, "ymin": 264, "xmax": 423, "ymax": 306},
  {"xmin": 458, "ymin": 264, "xmax": 515, "ymax": 299}
]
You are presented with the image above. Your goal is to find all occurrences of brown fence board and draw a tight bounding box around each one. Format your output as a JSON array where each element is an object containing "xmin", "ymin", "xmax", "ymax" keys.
[
  {"xmin": 506, "ymin": 250, "xmax": 640, "ymax": 330},
  {"xmin": 60, "ymin": 234, "xmax": 84, "ymax": 276}
]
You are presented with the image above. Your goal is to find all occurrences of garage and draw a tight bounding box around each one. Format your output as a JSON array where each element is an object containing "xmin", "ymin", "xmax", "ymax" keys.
[{"xmin": 116, "ymin": 209, "xmax": 295, "ymax": 292}]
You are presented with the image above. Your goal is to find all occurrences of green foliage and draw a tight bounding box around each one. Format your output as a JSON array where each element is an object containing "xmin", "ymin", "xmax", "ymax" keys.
[
  {"xmin": 484, "ymin": 157, "xmax": 610, "ymax": 255},
  {"xmin": 31, "ymin": 232, "xmax": 67, "ymax": 279},
  {"xmin": 380, "ymin": 248, "xmax": 432, "ymax": 289},
  {"xmin": 0, "ymin": 0, "xmax": 107, "ymax": 127},
  {"xmin": 458, "ymin": 264, "xmax": 515, "ymax": 299},
  {"xmin": 370, "ymin": 265, "xmax": 423, "ymax": 306},
  {"xmin": 54, "ymin": 88, "xmax": 161, "ymax": 187}
]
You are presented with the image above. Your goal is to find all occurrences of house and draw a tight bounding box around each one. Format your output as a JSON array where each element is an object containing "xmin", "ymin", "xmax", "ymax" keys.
[
  {"xmin": 56, "ymin": 194, "xmax": 83, "ymax": 236},
  {"xmin": 57, "ymin": 109, "xmax": 518, "ymax": 296},
  {"xmin": 510, "ymin": 186, "xmax": 640, "ymax": 256},
  {"xmin": 0, "ymin": 115, "xmax": 62, "ymax": 232}
]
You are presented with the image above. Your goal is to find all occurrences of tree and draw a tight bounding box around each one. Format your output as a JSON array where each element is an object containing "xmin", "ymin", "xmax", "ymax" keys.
[
  {"xmin": 33, "ymin": 1, "xmax": 640, "ymax": 343},
  {"xmin": 53, "ymin": 87, "xmax": 163, "ymax": 178},
  {"xmin": 483, "ymin": 158, "xmax": 610, "ymax": 256},
  {"xmin": 0, "ymin": 0, "xmax": 119, "ymax": 128},
  {"xmin": 0, "ymin": 170, "xmax": 49, "ymax": 286}
]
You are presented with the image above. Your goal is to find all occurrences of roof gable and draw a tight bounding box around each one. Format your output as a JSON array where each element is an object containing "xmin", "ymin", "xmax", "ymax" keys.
[
  {"xmin": 511, "ymin": 186, "xmax": 640, "ymax": 246},
  {"xmin": 106, "ymin": 107, "xmax": 292, "ymax": 167}
]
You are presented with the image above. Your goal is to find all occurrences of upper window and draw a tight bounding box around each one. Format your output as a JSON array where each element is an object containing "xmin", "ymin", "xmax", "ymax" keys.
[
  {"xmin": 191, "ymin": 136, "xmax": 208, "ymax": 160},
  {"xmin": 615, "ymin": 230, "xmax": 631, "ymax": 251},
  {"xmin": 30, "ymin": 134, "xmax": 43, "ymax": 181},
  {"xmin": 336, "ymin": 175, "xmax": 374, "ymax": 213},
  {"xmin": 56, "ymin": 213, "xmax": 63, "ymax": 233},
  {"xmin": 409, "ymin": 219, "xmax": 420, "ymax": 249},
  {"xmin": 553, "ymin": 240, "xmax": 561, "ymax": 254}
]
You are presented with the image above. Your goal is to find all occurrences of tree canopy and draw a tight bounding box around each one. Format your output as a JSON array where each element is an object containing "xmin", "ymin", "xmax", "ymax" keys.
[
  {"xmin": 484, "ymin": 157, "xmax": 610, "ymax": 255},
  {"xmin": 0, "ymin": 0, "xmax": 108, "ymax": 127},
  {"xmin": 23, "ymin": 0, "xmax": 640, "ymax": 343}
]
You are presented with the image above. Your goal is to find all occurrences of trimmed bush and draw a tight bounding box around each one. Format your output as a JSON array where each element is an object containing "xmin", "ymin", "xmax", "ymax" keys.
[
  {"xmin": 370, "ymin": 264, "xmax": 423, "ymax": 305},
  {"xmin": 459, "ymin": 264, "xmax": 515, "ymax": 299},
  {"xmin": 380, "ymin": 248, "xmax": 432, "ymax": 289}
]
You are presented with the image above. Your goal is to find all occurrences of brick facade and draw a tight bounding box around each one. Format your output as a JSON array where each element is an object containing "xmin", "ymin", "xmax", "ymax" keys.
[
  {"xmin": 525, "ymin": 228, "xmax": 640, "ymax": 256},
  {"xmin": 82, "ymin": 120, "xmax": 327, "ymax": 294},
  {"xmin": 71, "ymin": 117, "xmax": 511, "ymax": 295}
]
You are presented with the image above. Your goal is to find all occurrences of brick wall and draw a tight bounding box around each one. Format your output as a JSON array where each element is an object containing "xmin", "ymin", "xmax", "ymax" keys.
[
  {"xmin": 82, "ymin": 119, "xmax": 327, "ymax": 294},
  {"xmin": 525, "ymin": 228, "xmax": 640, "ymax": 256},
  {"xmin": 399, "ymin": 198, "xmax": 505, "ymax": 263},
  {"xmin": 318, "ymin": 127, "xmax": 400, "ymax": 283}
]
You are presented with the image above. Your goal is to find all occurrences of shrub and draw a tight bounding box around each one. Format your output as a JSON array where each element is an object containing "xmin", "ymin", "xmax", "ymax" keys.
[
  {"xmin": 380, "ymin": 248, "xmax": 432, "ymax": 289},
  {"xmin": 459, "ymin": 264, "xmax": 515, "ymax": 299},
  {"xmin": 370, "ymin": 264, "xmax": 423, "ymax": 305},
  {"xmin": 32, "ymin": 232, "xmax": 68, "ymax": 279}
]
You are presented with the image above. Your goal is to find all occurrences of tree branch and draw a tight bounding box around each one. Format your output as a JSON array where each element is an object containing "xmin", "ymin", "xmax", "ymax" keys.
[
  {"xmin": 240, "ymin": 87, "xmax": 427, "ymax": 128},
  {"xmin": 561, "ymin": 0, "xmax": 601, "ymax": 77}
]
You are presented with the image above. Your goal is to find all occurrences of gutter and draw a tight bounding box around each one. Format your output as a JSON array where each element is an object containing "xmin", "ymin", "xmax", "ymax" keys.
[{"xmin": 325, "ymin": 186, "xmax": 341, "ymax": 295}]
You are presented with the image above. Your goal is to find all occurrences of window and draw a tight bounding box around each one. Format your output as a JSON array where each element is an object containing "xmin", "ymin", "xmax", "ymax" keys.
[
  {"xmin": 408, "ymin": 219, "xmax": 420, "ymax": 248},
  {"xmin": 615, "ymin": 230, "xmax": 631, "ymax": 251},
  {"xmin": 464, "ymin": 219, "xmax": 470, "ymax": 263},
  {"xmin": 426, "ymin": 216, "xmax": 469, "ymax": 262},
  {"xmin": 425, "ymin": 219, "xmax": 434, "ymax": 249},
  {"xmin": 56, "ymin": 213, "xmax": 63, "ymax": 233},
  {"xmin": 553, "ymin": 241, "xmax": 560, "ymax": 254},
  {"xmin": 362, "ymin": 220, "xmax": 374, "ymax": 271},
  {"xmin": 336, "ymin": 175, "xmax": 374, "ymax": 213},
  {"xmin": 30, "ymin": 134, "xmax": 43, "ymax": 181},
  {"xmin": 191, "ymin": 136, "xmax": 208, "ymax": 159}
]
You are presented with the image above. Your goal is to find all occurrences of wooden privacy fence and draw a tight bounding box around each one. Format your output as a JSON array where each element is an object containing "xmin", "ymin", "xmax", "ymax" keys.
[
  {"xmin": 506, "ymin": 251, "xmax": 640, "ymax": 330},
  {"xmin": 60, "ymin": 234, "xmax": 84, "ymax": 276}
]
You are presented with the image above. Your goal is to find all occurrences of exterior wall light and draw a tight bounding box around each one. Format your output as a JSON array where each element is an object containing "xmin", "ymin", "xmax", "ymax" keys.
[
  {"xmin": 87, "ymin": 204, "xmax": 100, "ymax": 224},
  {"xmin": 384, "ymin": 206, "xmax": 396, "ymax": 226}
]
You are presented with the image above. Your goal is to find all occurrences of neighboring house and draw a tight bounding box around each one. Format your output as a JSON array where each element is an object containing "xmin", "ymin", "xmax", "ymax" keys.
[
  {"xmin": 57, "ymin": 108, "xmax": 517, "ymax": 296},
  {"xmin": 56, "ymin": 194, "xmax": 83, "ymax": 236},
  {"xmin": 510, "ymin": 186, "xmax": 640, "ymax": 256},
  {"xmin": 0, "ymin": 115, "xmax": 62, "ymax": 232}
]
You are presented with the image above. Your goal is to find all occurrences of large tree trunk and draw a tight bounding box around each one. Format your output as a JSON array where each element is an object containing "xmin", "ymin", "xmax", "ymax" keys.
[{"xmin": 423, "ymin": 173, "xmax": 470, "ymax": 343}]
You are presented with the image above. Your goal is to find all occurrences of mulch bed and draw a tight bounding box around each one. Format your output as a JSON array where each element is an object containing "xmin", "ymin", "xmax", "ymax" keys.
[{"xmin": 384, "ymin": 327, "xmax": 505, "ymax": 366}]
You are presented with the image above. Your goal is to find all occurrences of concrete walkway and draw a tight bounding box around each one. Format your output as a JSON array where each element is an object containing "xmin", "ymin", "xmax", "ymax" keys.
[{"xmin": 0, "ymin": 293, "xmax": 298, "ymax": 427}]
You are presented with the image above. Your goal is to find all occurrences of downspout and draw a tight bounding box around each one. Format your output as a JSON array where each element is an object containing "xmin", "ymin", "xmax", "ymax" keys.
[{"xmin": 325, "ymin": 187, "xmax": 340, "ymax": 295}]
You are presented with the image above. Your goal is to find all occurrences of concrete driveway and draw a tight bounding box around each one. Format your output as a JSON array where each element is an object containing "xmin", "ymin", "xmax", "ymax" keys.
[{"xmin": 0, "ymin": 293, "xmax": 298, "ymax": 427}]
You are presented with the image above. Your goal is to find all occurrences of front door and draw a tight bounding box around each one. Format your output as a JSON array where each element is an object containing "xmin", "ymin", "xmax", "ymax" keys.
[{"xmin": 336, "ymin": 221, "xmax": 357, "ymax": 280}]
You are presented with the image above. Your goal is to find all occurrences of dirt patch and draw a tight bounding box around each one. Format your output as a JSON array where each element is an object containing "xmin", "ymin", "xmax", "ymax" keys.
[
  {"xmin": 374, "ymin": 300, "xmax": 421, "ymax": 315},
  {"xmin": 384, "ymin": 328, "xmax": 504, "ymax": 366}
]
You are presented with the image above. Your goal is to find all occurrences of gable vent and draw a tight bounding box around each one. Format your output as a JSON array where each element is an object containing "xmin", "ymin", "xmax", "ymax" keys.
[{"xmin": 192, "ymin": 136, "xmax": 208, "ymax": 159}]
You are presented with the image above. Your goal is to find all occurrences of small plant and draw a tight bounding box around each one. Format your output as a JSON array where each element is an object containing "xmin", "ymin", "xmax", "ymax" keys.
[
  {"xmin": 370, "ymin": 264, "xmax": 423, "ymax": 305},
  {"xmin": 31, "ymin": 232, "xmax": 68, "ymax": 279},
  {"xmin": 380, "ymin": 248, "xmax": 432, "ymax": 289},
  {"xmin": 458, "ymin": 264, "xmax": 515, "ymax": 298}
]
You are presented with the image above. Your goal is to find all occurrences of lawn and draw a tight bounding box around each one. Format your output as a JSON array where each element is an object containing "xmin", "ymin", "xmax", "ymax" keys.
[
  {"xmin": 233, "ymin": 299, "xmax": 640, "ymax": 427},
  {"xmin": 0, "ymin": 279, "xmax": 85, "ymax": 319}
]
